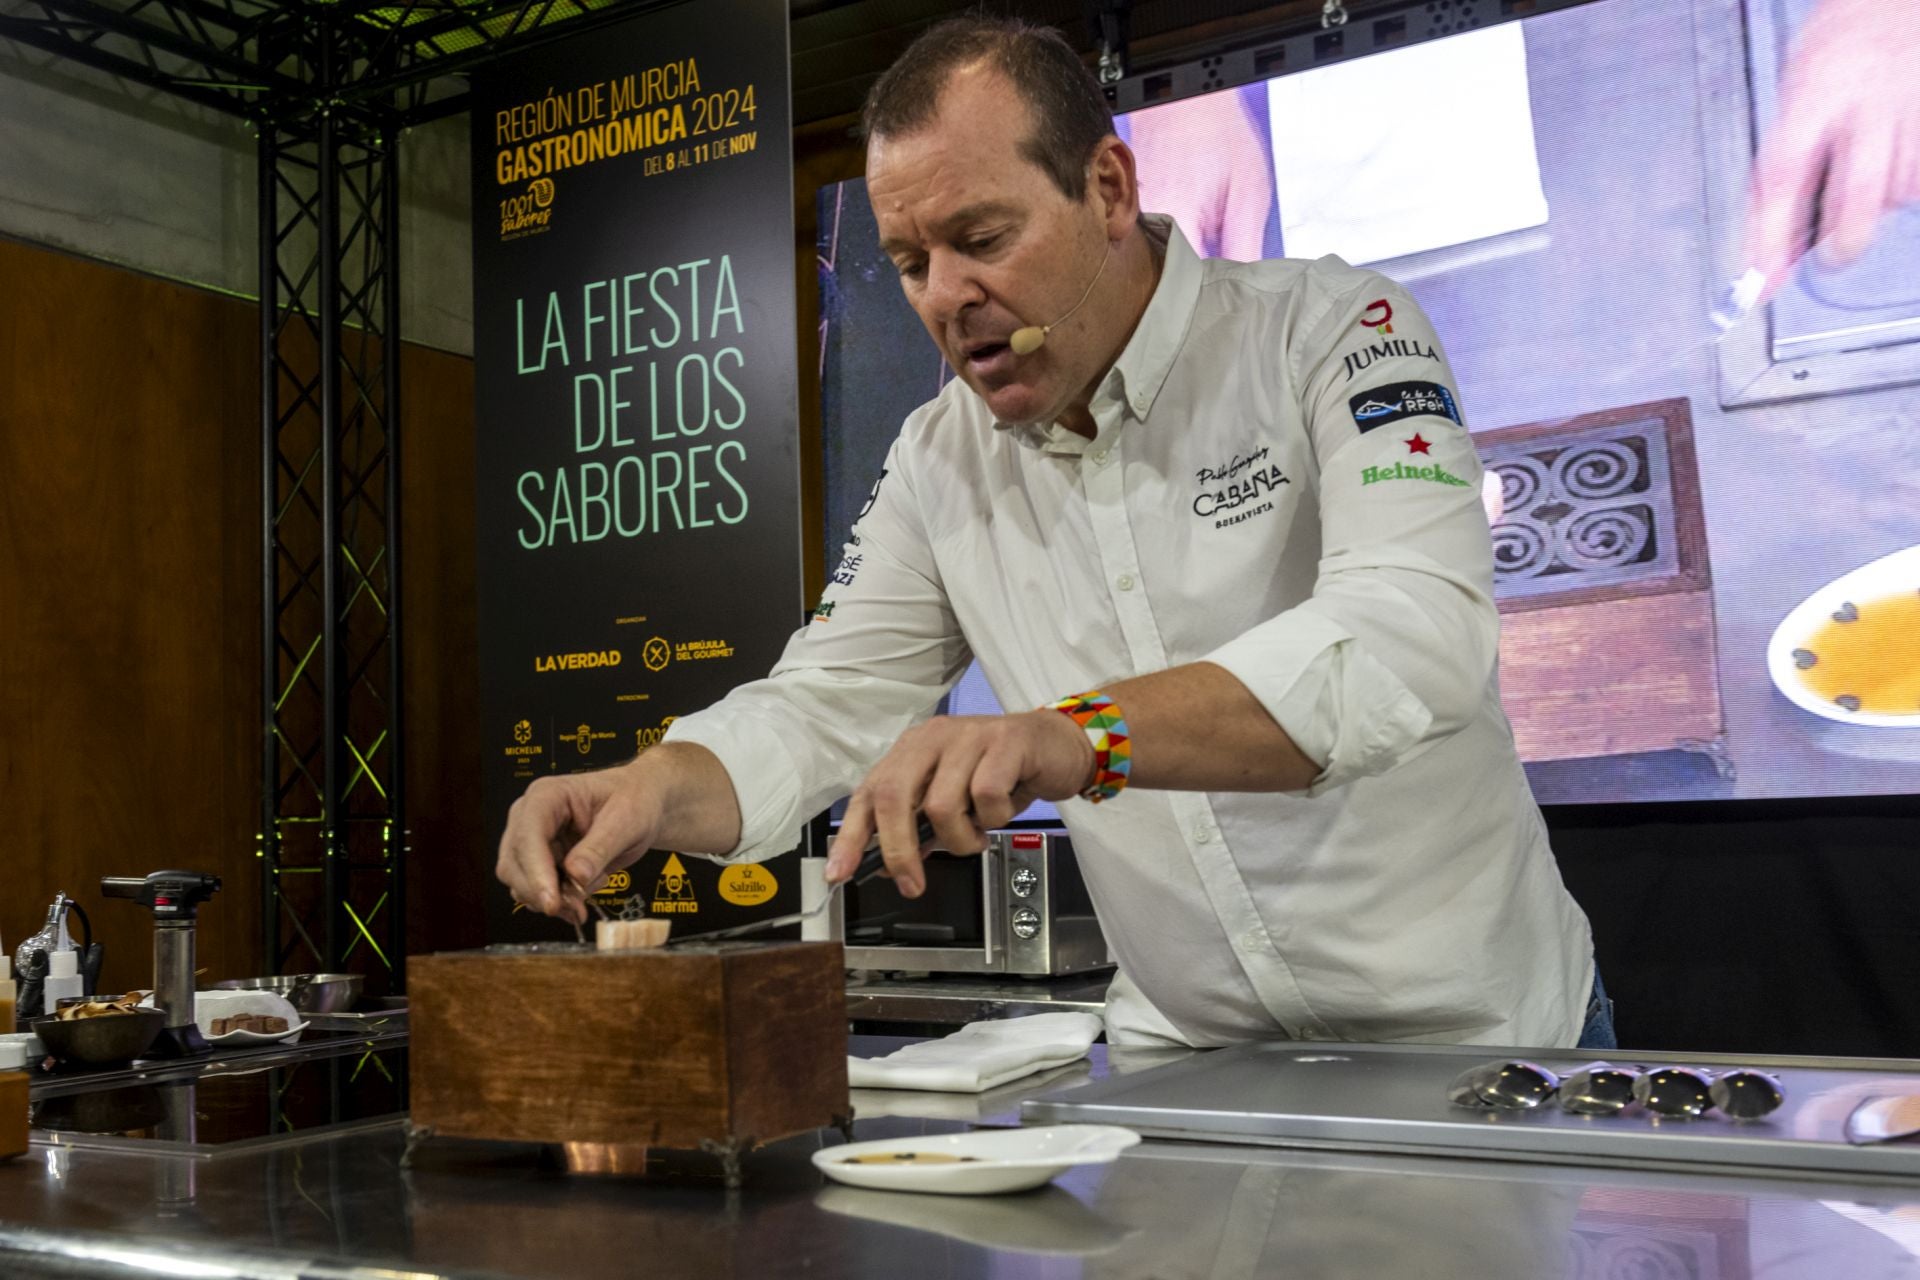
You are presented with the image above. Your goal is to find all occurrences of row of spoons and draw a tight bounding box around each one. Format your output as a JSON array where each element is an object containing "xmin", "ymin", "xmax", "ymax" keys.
[{"xmin": 1449, "ymin": 1060, "xmax": 1785, "ymax": 1119}]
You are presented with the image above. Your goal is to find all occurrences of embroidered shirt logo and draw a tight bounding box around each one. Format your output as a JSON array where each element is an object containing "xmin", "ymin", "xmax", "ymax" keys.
[{"xmin": 1193, "ymin": 445, "xmax": 1290, "ymax": 528}]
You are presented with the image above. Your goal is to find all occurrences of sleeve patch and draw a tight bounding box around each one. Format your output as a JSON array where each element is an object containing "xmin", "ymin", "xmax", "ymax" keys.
[{"xmin": 1349, "ymin": 380, "xmax": 1461, "ymax": 433}]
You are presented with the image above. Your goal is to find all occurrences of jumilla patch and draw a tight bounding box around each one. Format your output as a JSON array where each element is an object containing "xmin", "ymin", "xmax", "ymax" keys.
[{"xmin": 1361, "ymin": 461, "xmax": 1471, "ymax": 488}]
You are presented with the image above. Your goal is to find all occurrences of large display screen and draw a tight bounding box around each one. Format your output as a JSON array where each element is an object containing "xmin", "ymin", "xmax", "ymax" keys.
[{"xmin": 817, "ymin": 0, "xmax": 1920, "ymax": 805}]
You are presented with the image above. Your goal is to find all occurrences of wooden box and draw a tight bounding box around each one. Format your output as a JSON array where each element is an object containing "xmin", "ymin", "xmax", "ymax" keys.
[
  {"xmin": 1, "ymin": 1071, "xmax": 27, "ymax": 1161},
  {"xmin": 408, "ymin": 941, "xmax": 848, "ymax": 1164},
  {"xmin": 1480, "ymin": 398, "xmax": 1728, "ymax": 773}
]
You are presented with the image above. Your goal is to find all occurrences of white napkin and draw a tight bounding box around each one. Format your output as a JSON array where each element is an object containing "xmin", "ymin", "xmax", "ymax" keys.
[{"xmin": 849, "ymin": 1013, "xmax": 1103, "ymax": 1093}]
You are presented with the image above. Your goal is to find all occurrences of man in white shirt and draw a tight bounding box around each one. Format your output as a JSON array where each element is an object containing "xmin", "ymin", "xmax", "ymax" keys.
[{"xmin": 496, "ymin": 17, "xmax": 1606, "ymax": 1049}]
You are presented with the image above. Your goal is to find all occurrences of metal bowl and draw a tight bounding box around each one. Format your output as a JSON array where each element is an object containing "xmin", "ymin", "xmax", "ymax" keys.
[
  {"xmin": 30, "ymin": 1009, "xmax": 166, "ymax": 1065},
  {"xmin": 210, "ymin": 973, "xmax": 363, "ymax": 1014}
]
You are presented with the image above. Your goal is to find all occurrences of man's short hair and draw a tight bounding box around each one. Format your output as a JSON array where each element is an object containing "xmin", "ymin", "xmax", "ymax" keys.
[{"xmin": 861, "ymin": 16, "xmax": 1114, "ymax": 201}]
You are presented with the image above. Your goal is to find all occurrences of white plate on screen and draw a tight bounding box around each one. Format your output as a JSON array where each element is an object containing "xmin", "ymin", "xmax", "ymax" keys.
[
  {"xmin": 1766, "ymin": 544, "xmax": 1920, "ymax": 728},
  {"xmin": 811, "ymin": 1125, "xmax": 1140, "ymax": 1195}
]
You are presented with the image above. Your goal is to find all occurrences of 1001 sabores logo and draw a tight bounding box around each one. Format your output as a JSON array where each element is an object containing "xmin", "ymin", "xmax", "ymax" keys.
[{"xmin": 500, "ymin": 178, "xmax": 556, "ymax": 241}]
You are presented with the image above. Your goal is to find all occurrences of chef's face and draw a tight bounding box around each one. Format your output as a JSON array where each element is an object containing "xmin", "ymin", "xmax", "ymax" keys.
[{"xmin": 867, "ymin": 62, "xmax": 1129, "ymax": 426}]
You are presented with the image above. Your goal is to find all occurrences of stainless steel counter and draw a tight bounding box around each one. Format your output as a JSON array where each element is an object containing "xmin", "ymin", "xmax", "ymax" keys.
[
  {"xmin": 5, "ymin": 1037, "xmax": 1920, "ymax": 1278},
  {"xmin": 845, "ymin": 971, "xmax": 1111, "ymax": 1025}
]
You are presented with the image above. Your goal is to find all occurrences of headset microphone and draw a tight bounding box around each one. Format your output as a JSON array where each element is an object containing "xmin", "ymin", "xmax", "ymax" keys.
[{"xmin": 1008, "ymin": 242, "xmax": 1114, "ymax": 356}]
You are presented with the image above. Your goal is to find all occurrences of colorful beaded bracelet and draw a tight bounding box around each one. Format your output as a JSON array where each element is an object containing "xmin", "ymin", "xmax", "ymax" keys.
[{"xmin": 1044, "ymin": 690, "xmax": 1133, "ymax": 804}]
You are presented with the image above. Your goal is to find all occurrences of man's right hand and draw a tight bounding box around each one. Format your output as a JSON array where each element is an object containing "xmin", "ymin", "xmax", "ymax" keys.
[
  {"xmin": 494, "ymin": 742, "xmax": 743, "ymax": 925},
  {"xmin": 495, "ymin": 764, "xmax": 661, "ymax": 925}
]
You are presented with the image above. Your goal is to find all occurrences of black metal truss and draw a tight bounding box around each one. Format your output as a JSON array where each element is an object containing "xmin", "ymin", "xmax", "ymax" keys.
[
  {"xmin": 5, "ymin": 0, "xmax": 685, "ymax": 993},
  {"xmin": 0, "ymin": 0, "xmax": 688, "ymax": 130},
  {"xmin": 259, "ymin": 12, "xmax": 406, "ymax": 988}
]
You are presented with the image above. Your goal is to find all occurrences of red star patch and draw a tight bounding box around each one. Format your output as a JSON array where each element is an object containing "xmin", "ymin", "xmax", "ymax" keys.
[{"xmin": 1405, "ymin": 434, "xmax": 1432, "ymax": 455}]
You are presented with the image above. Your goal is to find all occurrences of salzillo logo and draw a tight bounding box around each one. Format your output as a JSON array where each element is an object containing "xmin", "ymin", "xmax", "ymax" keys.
[{"xmin": 1349, "ymin": 380, "xmax": 1462, "ymax": 433}]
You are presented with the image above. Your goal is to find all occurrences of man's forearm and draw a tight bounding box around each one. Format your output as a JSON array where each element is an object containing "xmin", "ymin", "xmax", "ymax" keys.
[
  {"xmin": 623, "ymin": 741, "xmax": 744, "ymax": 856},
  {"xmin": 1099, "ymin": 660, "xmax": 1320, "ymax": 793}
]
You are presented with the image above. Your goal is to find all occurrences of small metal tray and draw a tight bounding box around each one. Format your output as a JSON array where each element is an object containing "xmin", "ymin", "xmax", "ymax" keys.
[
  {"xmin": 1022, "ymin": 1040, "xmax": 1920, "ymax": 1185},
  {"xmin": 306, "ymin": 997, "xmax": 408, "ymax": 1033}
]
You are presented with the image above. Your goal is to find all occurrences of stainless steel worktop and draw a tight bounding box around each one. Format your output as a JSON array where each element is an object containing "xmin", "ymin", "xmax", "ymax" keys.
[
  {"xmin": 6, "ymin": 1037, "xmax": 1920, "ymax": 1278},
  {"xmin": 845, "ymin": 970, "xmax": 1111, "ymax": 1026}
]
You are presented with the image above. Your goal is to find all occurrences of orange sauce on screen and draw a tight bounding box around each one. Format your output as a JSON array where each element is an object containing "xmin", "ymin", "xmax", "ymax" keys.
[{"xmin": 1791, "ymin": 590, "xmax": 1920, "ymax": 716}]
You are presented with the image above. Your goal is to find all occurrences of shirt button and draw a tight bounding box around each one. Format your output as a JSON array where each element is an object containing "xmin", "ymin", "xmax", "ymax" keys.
[
  {"xmin": 1116, "ymin": 573, "xmax": 1134, "ymax": 591},
  {"xmin": 1240, "ymin": 931, "xmax": 1263, "ymax": 952},
  {"xmin": 1091, "ymin": 448, "xmax": 1110, "ymax": 465},
  {"xmin": 1193, "ymin": 826, "xmax": 1211, "ymax": 844}
]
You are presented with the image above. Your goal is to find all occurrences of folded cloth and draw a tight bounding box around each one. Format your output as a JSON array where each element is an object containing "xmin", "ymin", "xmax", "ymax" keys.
[{"xmin": 849, "ymin": 1013, "xmax": 1104, "ymax": 1093}]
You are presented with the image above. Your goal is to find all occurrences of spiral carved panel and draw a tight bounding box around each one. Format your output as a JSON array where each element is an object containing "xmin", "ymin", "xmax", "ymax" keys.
[{"xmin": 1483, "ymin": 416, "xmax": 1680, "ymax": 602}]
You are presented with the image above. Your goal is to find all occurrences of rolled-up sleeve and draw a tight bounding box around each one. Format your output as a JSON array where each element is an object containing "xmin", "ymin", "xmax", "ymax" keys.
[
  {"xmin": 663, "ymin": 439, "xmax": 973, "ymax": 861},
  {"xmin": 1204, "ymin": 271, "xmax": 1499, "ymax": 794}
]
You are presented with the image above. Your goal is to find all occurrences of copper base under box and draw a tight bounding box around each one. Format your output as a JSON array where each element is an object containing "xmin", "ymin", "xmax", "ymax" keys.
[{"xmin": 408, "ymin": 941, "xmax": 849, "ymax": 1155}]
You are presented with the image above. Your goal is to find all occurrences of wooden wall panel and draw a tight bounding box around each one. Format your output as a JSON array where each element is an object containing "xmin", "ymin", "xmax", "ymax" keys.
[
  {"xmin": 0, "ymin": 237, "xmax": 261, "ymax": 992},
  {"xmin": 398, "ymin": 342, "xmax": 486, "ymax": 959},
  {"xmin": 0, "ymin": 236, "xmax": 485, "ymax": 994}
]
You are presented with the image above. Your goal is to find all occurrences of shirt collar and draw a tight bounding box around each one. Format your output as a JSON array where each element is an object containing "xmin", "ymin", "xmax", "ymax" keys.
[{"xmin": 994, "ymin": 215, "xmax": 1204, "ymax": 452}]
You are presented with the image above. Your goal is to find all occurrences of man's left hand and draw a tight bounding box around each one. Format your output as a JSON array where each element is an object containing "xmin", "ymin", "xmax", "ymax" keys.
[{"xmin": 824, "ymin": 711, "xmax": 1094, "ymax": 896}]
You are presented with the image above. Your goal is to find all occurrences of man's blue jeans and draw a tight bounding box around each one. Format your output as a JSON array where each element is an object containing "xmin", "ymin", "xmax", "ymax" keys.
[{"xmin": 1576, "ymin": 967, "xmax": 1618, "ymax": 1050}]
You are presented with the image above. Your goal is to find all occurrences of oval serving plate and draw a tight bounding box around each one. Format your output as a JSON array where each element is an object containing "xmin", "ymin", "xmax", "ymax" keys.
[
  {"xmin": 811, "ymin": 1125, "xmax": 1141, "ymax": 1195},
  {"xmin": 1767, "ymin": 544, "xmax": 1920, "ymax": 728}
]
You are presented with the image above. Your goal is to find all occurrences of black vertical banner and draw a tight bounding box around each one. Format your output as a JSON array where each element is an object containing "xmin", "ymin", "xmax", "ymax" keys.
[{"xmin": 471, "ymin": 0, "xmax": 802, "ymax": 943}]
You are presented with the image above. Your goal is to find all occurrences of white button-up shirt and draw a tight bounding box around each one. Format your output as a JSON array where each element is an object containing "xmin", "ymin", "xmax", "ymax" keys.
[{"xmin": 666, "ymin": 217, "xmax": 1594, "ymax": 1048}]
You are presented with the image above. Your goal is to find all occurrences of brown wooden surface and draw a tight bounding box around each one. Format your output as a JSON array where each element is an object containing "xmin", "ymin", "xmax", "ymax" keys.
[
  {"xmin": 0, "ymin": 237, "xmax": 481, "ymax": 991},
  {"xmin": 723, "ymin": 940, "xmax": 851, "ymax": 1144},
  {"xmin": 0, "ymin": 1073, "xmax": 25, "ymax": 1160},
  {"xmin": 1501, "ymin": 590, "xmax": 1724, "ymax": 762},
  {"xmin": 409, "ymin": 942, "xmax": 847, "ymax": 1149},
  {"xmin": 395, "ymin": 343, "xmax": 487, "ymax": 962},
  {"xmin": 0, "ymin": 237, "xmax": 261, "ymax": 991}
]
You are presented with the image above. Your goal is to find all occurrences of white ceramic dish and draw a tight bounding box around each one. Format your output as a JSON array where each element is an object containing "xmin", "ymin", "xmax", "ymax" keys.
[
  {"xmin": 203, "ymin": 1021, "xmax": 311, "ymax": 1045},
  {"xmin": 1767, "ymin": 544, "xmax": 1920, "ymax": 728},
  {"xmin": 186, "ymin": 989, "xmax": 308, "ymax": 1045},
  {"xmin": 811, "ymin": 1125, "xmax": 1141, "ymax": 1195}
]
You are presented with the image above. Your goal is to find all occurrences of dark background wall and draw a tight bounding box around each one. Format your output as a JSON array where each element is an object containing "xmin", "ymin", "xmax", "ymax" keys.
[{"xmin": 1551, "ymin": 799, "xmax": 1920, "ymax": 1058}]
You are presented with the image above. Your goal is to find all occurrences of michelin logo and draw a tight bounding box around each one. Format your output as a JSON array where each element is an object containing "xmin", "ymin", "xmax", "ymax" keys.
[{"xmin": 1349, "ymin": 380, "xmax": 1462, "ymax": 433}]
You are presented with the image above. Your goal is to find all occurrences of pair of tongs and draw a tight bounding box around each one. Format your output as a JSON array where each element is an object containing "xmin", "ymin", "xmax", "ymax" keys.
[
  {"xmin": 680, "ymin": 812, "xmax": 943, "ymax": 943},
  {"xmin": 681, "ymin": 845, "xmax": 892, "ymax": 943}
]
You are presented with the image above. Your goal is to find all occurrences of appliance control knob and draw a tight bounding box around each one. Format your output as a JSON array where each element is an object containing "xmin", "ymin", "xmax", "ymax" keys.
[
  {"xmin": 1011, "ymin": 907, "xmax": 1042, "ymax": 940},
  {"xmin": 1010, "ymin": 868, "xmax": 1039, "ymax": 898}
]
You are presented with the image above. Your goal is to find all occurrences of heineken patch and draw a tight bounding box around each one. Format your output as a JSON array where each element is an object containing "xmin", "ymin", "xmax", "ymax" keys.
[
  {"xmin": 1349, "ymin": 380, "xmax": 1461, "ymax": 433},
  {"xmin": 1361, "ymin": 461, "xmax": 1472, "ymax": 488}
]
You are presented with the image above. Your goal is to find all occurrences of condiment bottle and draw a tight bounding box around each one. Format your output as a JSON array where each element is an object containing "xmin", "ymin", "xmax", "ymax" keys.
[
  {"xmin": 43, "ymin": 948, "xmax": 82, "ymax": 1014},
  {"xmin": 0, "ymin": 953, "xmax": 13, "ymax": 1035}
]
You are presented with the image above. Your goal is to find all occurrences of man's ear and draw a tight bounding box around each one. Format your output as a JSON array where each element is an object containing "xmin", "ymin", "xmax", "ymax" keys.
[{"xmin": 1088, "ymin": 135, "xmax": 1140, "ymax": 238}]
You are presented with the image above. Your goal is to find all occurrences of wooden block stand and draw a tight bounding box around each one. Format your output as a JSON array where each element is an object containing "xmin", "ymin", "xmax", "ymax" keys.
[{"xmin": 408, "ymin": 941, "xmax": 849, "ymax": 1186}]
